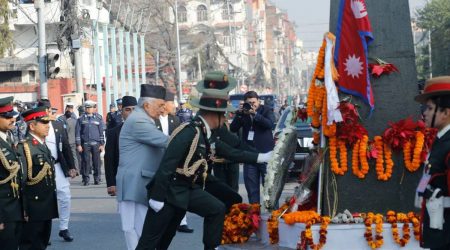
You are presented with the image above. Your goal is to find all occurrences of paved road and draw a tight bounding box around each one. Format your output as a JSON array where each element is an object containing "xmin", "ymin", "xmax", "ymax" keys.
[{"xmin": 47, "ymin": 169, "xmax": 294, "ymax": 250}]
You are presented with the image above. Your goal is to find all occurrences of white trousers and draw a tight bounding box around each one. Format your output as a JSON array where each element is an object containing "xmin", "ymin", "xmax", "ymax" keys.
[
  {"xmin": 118, "ymin": 201, "xmax": 148, "ymax": 250},
  {"xmin": 55, "ymin": 163, "xmax": 71, "ymax": 231}
]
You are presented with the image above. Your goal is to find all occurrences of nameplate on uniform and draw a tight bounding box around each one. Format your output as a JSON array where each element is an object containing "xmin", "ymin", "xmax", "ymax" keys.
[{"xmin": 247, "ymin": 131, "xmax": 255, "ymax": 141}]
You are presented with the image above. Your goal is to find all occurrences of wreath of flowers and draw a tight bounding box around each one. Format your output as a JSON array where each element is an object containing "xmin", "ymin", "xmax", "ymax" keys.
[
  {"xmin": 364, "ymin": 212, "xmax": 384, "ymax": 249},
  {"xmin": 267, "ymin": 203, "xmax": 289, "ymax": 244},
  {"xmin": 407, "ymin": 212, "xmax": 421, "ymax": 241},
  {"xmin": 221, "ymin": 203, "xmax": 260, "ymax": 244}
]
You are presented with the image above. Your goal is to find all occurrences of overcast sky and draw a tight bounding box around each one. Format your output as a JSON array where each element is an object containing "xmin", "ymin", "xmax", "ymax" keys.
[{"xmin": 272, "ymin": 0, "xmax": 427, "ymax": 51}]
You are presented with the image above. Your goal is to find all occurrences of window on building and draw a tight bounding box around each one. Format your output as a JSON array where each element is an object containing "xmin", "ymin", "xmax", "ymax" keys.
[
  {"xmin": 222, "ymin": 3, "xmax": 233, "ymax": 20},
  {"xmin": 178, "ymin": 6, "xmax": 187, "ymax": 23},
  {"xmin": 223, "ymin": 30, "xmax": 234, "ymax": 47},
  {"xmin": 197, "ymin": 5, "xmax": 208, "ymax": 22}
]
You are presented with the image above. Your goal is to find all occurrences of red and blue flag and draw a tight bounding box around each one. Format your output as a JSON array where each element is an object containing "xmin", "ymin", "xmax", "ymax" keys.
[{"xmin": 335, "ymin": 0, "xmax": 374, "ymax": 109}]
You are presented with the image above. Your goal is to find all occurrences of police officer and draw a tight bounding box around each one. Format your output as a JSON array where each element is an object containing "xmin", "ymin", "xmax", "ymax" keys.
[
  {"xmin": 0, "ymin": 96, "xmax": 23, "ymax": 250},
  {"xmin": 19, "ymin": 107, "xmax": 58, "ymax": 250},
  {"xmin": 106, "ymin": 98, "xmax": 124, "ymax": 130},
  {"xmin": 12, "ymin": 100, "xmax": 27, "ymax": 143},
  {"xmin": 176, "ymin": 102, "xmax": 193, "ymax": 123},
  {"xmin": 75, "ymin": 101, "xmax": 105, "ymax": 185}
]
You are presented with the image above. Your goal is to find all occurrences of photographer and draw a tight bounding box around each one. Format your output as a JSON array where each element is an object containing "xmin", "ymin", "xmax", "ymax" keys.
[{"xmin": 230, "ymin": 91, "xmax": 275, "ymax": 204}]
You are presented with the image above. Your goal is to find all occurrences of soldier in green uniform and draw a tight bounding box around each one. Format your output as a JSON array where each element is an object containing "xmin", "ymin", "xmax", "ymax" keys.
[
  {"xmin": 0, "ymin": 96, "xmax": 23, "ymax": 250},
  {"xmin": 19, "ymin": 107, "xmax": 58, "ymax": 250},
  {"xmin": 136, "ymin": 89, "xmax": 272, "ymax": 250}
]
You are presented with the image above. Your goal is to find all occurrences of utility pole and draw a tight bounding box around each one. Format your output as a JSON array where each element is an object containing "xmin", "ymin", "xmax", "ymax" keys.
[
  {"xmin": 174, "ymin": 0, "xmax": 183, "ymax": 102},
  {"xmin": 428, "ymin": 30, "xmax": 432, "ymax": 78},
  {"xmin": 35, "ymin": 0, "xmax": 48, "ymax": 99}
]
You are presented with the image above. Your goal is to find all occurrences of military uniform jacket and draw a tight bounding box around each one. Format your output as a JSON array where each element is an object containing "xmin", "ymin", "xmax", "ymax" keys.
[
  {"xmin": 19, "ymin": 135, "xmax": 58, "ymax": 221},
  {"xmin": 420, "ymin": 129, "xmax": 450, "ymax": 248},
  {"xmin": 149, "ymin": 117, "xmax": 259, "ymax": 210},
  {"xmin": 0, "ymin": 137, "xmax": 23, "ymax": 223},
  {"xmin": 51, "ymin": 121, "xmax": 75, "ymax": 177}
]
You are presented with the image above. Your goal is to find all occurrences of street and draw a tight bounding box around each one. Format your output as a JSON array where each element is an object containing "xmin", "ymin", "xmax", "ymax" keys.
[{"xmin": 47, "ymin": 169, "xmax": 293, "ymax": 250}]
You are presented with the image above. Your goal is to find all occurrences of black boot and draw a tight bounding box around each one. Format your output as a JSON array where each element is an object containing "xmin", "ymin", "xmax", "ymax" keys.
[{"xmin": 59, "ymin": 229, "xmax": 74, "ymax": 242}]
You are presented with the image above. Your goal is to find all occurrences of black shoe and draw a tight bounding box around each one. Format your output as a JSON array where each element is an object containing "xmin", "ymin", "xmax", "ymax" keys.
[
  {"xmin": 94, "ymin": 180, "xmax": 100, "ymax": 185},
  {"xmin": 82, "ymin": 181, "xmax": 89, "ymax": 186},
  {"xmin": 177, "ymin": 225, "xmax": 194, "ymax": 233},
  {"xmin": 59, "ymin": 229, "xmax": 74, "ymax": 242}
]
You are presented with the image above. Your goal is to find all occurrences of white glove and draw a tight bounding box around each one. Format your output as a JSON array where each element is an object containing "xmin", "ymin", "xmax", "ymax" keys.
[
  {"xmin": 149, "ymin": 199, "xmax": 164, "ymax": 213},
  {"xmin": 426, "ymin": 188, "xmax": 444, "ymax": 230},
  {"xmin": 257, "ymin": 151, "xmax": 273, "ymax": 163}
]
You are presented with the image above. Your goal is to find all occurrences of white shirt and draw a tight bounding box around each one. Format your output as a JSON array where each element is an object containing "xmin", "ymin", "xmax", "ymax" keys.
[
  {"xmin": 437, "ymin": 124, "xmax": 450, "ymax": 139},
  {"xmin": 198, "ymin": 115, "xmax": 211, "ymax": 139},
  {"xmin": 159, "ymin": 115, "xmax": 169, "ymax": 136},
  {"xmin": 46, "ymin": 122, "xmax": 58, "ymax": 160},
  {"xmin": 0, "ymin": 131, "xmax": 7, "ymax": 142}
]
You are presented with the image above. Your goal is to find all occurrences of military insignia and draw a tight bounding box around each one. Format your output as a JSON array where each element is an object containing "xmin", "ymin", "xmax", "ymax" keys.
[
  {"xmin": 215, "ymin": 100, "xmax": 222, "ymax": 107},
  {"xmin": 209, "ymin": 81, "xmax": 216, "ymax": 88},
  {"xmin": 32, "ymin": 138, "xmax": 38, "ymax": 145},
  {"xmin": 223, "ymin": 75, "xmax": 228, "ymax": 81}
]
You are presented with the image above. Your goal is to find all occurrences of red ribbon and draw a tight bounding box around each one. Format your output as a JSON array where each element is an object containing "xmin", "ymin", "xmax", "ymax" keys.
[{"xmin": 424, "ymin": 82, "xmax": 450, "ymax": 93}]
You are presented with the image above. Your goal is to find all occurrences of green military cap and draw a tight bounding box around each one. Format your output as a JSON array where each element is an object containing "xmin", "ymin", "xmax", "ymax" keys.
[
  {"xmin": 0, "ymin": 96, "xmax": 19, "ymax": 118},
  {"xmin": 190, "ymin": 90, "xmax": 236, "ymax": 112},
  {"xmin": 22, "ymin": 106, "xmax": 53, "ymax": 122},
  {"xmin": 195, "ymin": 71, "xmax": 237, "ymax": 93}
]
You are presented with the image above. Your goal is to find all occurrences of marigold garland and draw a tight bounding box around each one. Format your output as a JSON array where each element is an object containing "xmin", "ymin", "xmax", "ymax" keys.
[
  {"xmin": 221, "ymin": 203, "xmax": 260, "ymax": 244},
  {"xmin": 329, "ymin": 136, "xmax": 348, "ymax": 175},
  {"xmin": 267, "ymin": 204, "xmax": 289, "ymax": 244},
  {"xmin": 407, "ymin": 212, "xmax": 420, "ymax": 241},
  {"xmin": 299, "ymin": 216, "xmax": 331, "ymax": 250},
  {"xmin": 364, "ymin": 212, "xmax": 384, "ymax": 249},
  {"xmin": 352, "ymin": 135, "xmax": 370, "ymax": 179},
  {"xmin": 283, "ymin": 210, "xmax": 321, "ymax": 225},
  {"xmin": 403, "ymin": 131, "xmax": 425, "ymax": 172},
  {"xmin": 386, "ymin": 211, "xmax": 411, "ymax": 247},
  {"xmin": 374, "ymin": 136, "xmax": 394, "ymax": 181}
]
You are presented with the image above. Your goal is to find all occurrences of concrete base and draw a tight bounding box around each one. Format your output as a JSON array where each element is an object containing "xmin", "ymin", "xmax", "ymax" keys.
[{"xmin": 278, "ymin": 221, "xmax": 423, "ymax": 250}]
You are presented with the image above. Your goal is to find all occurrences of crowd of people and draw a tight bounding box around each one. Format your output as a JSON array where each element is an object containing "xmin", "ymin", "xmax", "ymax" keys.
[{"xmin": 0, "ymin": 73, "xmax": 449, "ymax": 250}]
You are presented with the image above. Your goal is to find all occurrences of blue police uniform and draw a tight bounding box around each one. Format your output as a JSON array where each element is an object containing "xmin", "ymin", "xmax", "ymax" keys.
[
  {"xmin": 75, "ymin": 112, "xmax": 105, "ymax": 185},
  {"xmin": 176, "ymin": 108, "xmax": 193, "ymax": 123}
]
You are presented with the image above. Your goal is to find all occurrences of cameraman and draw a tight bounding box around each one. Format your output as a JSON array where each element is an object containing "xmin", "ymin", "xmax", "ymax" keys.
[{"xmin": 230, "ymin": 91, "xmax": 275, "ymax": 204}]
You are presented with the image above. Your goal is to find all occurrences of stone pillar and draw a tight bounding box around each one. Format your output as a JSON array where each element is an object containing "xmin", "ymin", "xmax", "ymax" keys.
[{"xmin": 323, "ymin": 0, "xmax": 421, "ymax": 215}]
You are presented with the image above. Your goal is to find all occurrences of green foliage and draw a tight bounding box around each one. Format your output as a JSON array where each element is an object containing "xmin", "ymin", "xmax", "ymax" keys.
[{"xmin": 416, "ymin": 0, "xmax": 450, "ymax": 76}]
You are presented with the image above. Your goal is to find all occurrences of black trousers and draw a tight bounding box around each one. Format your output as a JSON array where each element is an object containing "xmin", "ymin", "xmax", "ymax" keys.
[
  {"xmin": 0, "ymin": 221, "xmax": 22, "ymax": 250},
  {"xmin": 212, "ymin": 163, "xmax": 240, "ymax": 192},
  {"xmin": 81, "ymin": 142, "xmax": 101, "ymax": 182},
  {"xmin": 136, "ymin": 188, "xmax": 226, "ymax": 250},
  {"xmin": 205, "ymin": 176, "xmax": 242, "ymax": 211},
  {"xmin": 20, "ymin": 220, "xmax": 52, "ymax": 250}
]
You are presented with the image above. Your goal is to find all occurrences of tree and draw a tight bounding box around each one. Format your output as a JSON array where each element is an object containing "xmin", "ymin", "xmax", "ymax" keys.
[
  {"xmin": 416, "ymin": 0, "xmax": 450, "ymax": 76},
  {"xmin": 0, "ymin": 0, "xmax": 12, "ymax": 57}
]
